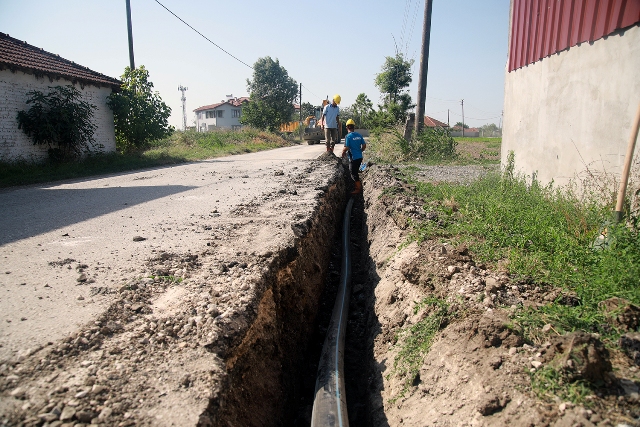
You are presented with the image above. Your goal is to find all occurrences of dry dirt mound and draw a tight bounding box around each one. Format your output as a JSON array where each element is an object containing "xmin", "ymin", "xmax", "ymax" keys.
[{"xmin": 360, "ymin": 165, "xmax": 640, "ymax": 427}]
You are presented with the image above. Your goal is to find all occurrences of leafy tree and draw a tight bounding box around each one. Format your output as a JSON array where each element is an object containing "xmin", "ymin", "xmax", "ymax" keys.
[
  {"xmin": 374, "ymin": 53, "xmax": 414, "ymax": 123},
  {"xmin": 454, "ymin": 121, "xmax": 469, "ymax": 129},
  {"xmin": 352, "ymin": 93, "xmax": 373, "ymax": 129},
  {"xmin": 299, "ymin": 102, "xmax": 318, "ymax": 119},
  {"xmin": 240, "ymin": 57, "xmax": 298, "ymax": 132},
  {"xmin": 107, "ymin": 66, "xmax": 173, "ymax": 153},
  {"xmin": 17, "ymin": 85, "xmax": 98, "ymax": 161}
]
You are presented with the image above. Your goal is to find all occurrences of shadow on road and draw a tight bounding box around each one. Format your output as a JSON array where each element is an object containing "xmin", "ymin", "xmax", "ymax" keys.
[{"xmin": 0, "ymin": 185, "xmax": 196, "ymax": 245}]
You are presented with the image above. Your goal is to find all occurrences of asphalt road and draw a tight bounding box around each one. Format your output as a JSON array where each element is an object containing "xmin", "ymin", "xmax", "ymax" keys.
[{"xmin": 0, "ymin": 143, "xmax": 339, "ymax": 362}]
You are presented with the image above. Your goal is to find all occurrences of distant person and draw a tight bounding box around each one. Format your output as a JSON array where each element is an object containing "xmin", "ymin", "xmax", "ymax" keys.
[
  {"xmin": 321, "ymin": 94, "xmax": 341, "ymax": 153},
  {"xmin": 341, "ymin": 119, "xmax": 366, "ymax": 194}
]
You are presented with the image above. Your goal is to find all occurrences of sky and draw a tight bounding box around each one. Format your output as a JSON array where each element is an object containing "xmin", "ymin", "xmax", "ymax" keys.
[{"xmin": 0, "ymin": 0, "xmax": 510, "ymax": 130}]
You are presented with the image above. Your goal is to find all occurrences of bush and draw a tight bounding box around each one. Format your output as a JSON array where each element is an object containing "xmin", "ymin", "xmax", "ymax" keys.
[
  {"xmin": 107, "ymin": 66, "xmax": 173, "ymax": 153},
  {"xmin": 368, "ymin": 126, "xmax": 457, "ymax": 163},
  {"xmin": 16, "ymin": 85, "xmax": 99, "ymax": 161}
]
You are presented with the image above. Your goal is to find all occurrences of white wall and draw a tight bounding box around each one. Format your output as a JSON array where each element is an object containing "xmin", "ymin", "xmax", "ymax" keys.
[
  {"xmin": 0, "ymin": 69, "xmax": 116, "ymax": 162},
  {"xmin": 195, "ymin": 104, "xmax": 242, "ymax": 131},
  {"xmin": 502, "ymin": 24, "xmax": 640, "ymax": 187}
]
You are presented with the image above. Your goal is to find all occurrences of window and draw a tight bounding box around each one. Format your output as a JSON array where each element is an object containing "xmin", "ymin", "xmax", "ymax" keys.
[
  {"xmin": 232, "ymin": 109, "xmax": 241, "ymax": 118},
  {"xmin": 217, "ymin": 110, "xmax": 224, "ymax": 118}
]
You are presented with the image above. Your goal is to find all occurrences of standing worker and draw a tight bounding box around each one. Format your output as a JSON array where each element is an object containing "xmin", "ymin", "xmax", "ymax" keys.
[
  {"xmin": 321, "ymin": 94, "xmax": 341, "ymax": 153},
  {"xmin": 341, "ymin": 119, "xmax": 366, "ymax": 194}
]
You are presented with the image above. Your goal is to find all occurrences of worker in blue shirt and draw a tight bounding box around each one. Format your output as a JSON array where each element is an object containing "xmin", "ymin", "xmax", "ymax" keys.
[{"xmin": 341, "ymin": 119, "xmax": 366, "ymax": 194}]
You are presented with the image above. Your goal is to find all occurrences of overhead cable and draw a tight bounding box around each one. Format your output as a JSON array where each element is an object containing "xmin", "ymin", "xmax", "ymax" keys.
[{"xmin": 153, "ymin": 0, "xmax": 254, "ymax": 70}]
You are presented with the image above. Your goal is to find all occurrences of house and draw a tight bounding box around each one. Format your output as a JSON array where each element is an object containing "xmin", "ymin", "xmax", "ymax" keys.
[
  {"xmin": 502, "ymin": 0, "xmax": 640, "ymax": 187},
  {"xmin": 424, "ymin": 116, "xmax": 449, "ymax": 128},
  {"xmin": 194, "ymin": 96, "xmax": 249, "ymax": 132},
  {"xmin": 0, "ymin": 32, "xmax": 121, "ymax": 162}
]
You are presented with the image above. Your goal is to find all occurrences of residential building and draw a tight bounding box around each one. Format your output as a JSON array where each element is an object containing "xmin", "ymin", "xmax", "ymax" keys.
[
  {"xmin": 194, "ymin": 96, "xmax": 248, "ymax": 131},
  {"xmin": 0, "ymin": 32, "xmax": 121, "ymax": 162},
  {"xmin": 502, "ymin": 0, "xmax": 640, "ymax": 187},
  {"xmin": 424, "ymin": 116, "xmax": 449, "ymax": 128}
]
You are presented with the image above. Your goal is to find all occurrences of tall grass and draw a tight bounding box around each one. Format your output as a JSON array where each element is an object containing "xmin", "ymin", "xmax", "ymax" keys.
[
  {"xmin": 368, "ymin": 127, "xmax": 457, "ymax": 164},
  {"xmin": 406, "ymin": 155, "xmax": 640, "ymax": 338}
]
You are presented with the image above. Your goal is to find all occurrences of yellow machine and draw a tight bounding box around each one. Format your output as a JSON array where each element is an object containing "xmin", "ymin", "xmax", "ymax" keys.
[{"xmin": 279, "ymin": 97, "xmax": 341, "ymax": 145}]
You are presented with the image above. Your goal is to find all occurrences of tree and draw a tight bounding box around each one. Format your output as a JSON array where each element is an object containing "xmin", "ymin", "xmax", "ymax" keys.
[
  {"xmin": 240, "ymin": 57, "xmax": 298, "ymax": 132},
  {"xmin": 454, "ymin": 121, "xmax": 469, "ymax": 129},
  {"xmin": 352, "ymin": 93, "xmax": 373, "ymax": 129},
  {"xmin": 107, "ymin": 66, "xmax": 173, "ymax": 153},
  {"xmin": 17, "ymin": 85, "xmax": 98, "ymax": 161},
  {"xmin": 299, "ymin": 102, "xmax": 317, "ymax": 119},
  {"xmin": 374, "ymin": 53, "xmax": 414, "ymax": 123}
]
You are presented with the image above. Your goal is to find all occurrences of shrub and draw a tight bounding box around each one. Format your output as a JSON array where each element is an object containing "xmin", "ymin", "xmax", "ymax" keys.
[{"xmin": 16, "ymin": 85, "xmax": 99, "ymax": 161}]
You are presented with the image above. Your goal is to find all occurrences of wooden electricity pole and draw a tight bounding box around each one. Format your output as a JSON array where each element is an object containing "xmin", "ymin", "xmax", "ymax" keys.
[
  {"xmin": 414, "ymin": 0, "xmax": 434, "ymax": 135},
  {"xmin": 126, "ymin": 0, "xmax": 135, "ymax": 70}
]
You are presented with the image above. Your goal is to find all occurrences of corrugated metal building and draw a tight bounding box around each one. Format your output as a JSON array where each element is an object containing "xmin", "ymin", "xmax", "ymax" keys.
[{"xmin": 502, "ymin": 0, "xmax": 640, "ymax": 189}]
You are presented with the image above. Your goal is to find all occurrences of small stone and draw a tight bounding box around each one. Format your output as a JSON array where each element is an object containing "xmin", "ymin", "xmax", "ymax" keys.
[
  {"xmin": 509, "ymin": 347, "xmax": 517, "ymax": 355},
  {"xmin": 531, "ymin": 360, "xmax": 542, "ymax": 369},
  {"xmin": 98, "ymin": 407, "xmax": 113, "ymax": 419},
  {"xmin": 447, "ymin": 265, "xmax": 459, "ymax": 274},
  {"xmin": 77, "ymin": 274, "xmax": 87, "ymax": 283},
  {"xmin": 10, "ymin": 387, "xmax": 26, "ymax": 399},
  {"xmin": 133, "ymin": 236, "xmax": 146, "ymax": 242},
  {"xmin": 75, "ymin": 390, "xmax": 88, "ymax": 399},
  {"xmin": 60, "ymin": 406, "xmax": 76, "ymax": 421},
  {"xmin": 38, "ymin": 413, "xmax": 60, "ymax": 422},
  {"xmin": 91, "ymin": 384, "xmax": 107, "ymax": 395},
  {"xmin": 542, "ymin": 324, "xmax": 552, "ymax": 333},
  {"xmin": 77, "ymin": 295, "xmax": 85, "ymax": 301},
  {"xmin": 76, "ymin": 410, "xmax": 94, "ymax": 423}
]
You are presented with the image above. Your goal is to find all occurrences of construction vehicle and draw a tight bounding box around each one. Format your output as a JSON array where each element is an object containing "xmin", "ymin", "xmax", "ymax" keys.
[{"xmin": 280, "ymin": 99, "xmax": 342, "ymax": 145}]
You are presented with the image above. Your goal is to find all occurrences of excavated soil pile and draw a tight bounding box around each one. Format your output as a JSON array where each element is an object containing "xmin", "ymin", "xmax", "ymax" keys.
[{"xmin": 359, "ymin": 165, "xmax": 640, "ymax": 427}]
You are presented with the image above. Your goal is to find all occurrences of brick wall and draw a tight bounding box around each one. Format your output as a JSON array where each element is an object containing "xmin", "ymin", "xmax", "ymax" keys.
[{"xmin": 0, "ymin": 69, "xmax": 117, "ymax": 162}]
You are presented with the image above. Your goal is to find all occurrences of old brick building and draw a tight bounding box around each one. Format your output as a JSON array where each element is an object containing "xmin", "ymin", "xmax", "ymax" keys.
[{"xmin": 0, "ymin": 32, "xmax": 121, "ymax": 162}]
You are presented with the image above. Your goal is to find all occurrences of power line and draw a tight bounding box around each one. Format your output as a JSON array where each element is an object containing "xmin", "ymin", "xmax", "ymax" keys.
[
  {"xmin": 301, "ymin": 84, "xmax": 323, "ymax": 104},
  {"xmin": 153, "ymin": 0, "xmax": 253, "ymax": 70}
]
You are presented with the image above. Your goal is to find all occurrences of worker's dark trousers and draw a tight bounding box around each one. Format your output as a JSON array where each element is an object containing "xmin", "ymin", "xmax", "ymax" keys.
[{"xmin": 349, "ymin": 158, "xmax": 362, "ymax": 182}]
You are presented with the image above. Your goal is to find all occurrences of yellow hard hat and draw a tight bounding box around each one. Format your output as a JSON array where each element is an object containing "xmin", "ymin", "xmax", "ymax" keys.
[
  {"xmin": 333, "ymin": 94, "xmax": 341, "ymax": 104},
  {"xmin": 346, "ymin": 119, "xmax": 356, "ymax": 127}
]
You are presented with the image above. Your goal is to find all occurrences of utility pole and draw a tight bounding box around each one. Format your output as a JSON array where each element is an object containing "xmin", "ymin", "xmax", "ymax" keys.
[
  {"xmin": 299, "ymin": 83, "xmax": 303, "ymax": 140},
  {"xmin": 125, "ymin": 0, "xmax": 135, "ymax": 70},
  {"xmin": 414, "ymin": 0, "xmax": 434, "ymax": 135},
  {"xmin": 461, "ymin": 99, "xmax": 465, "ymax": 137},
  {"xmin": 447, "ymin": 109, "xmax": 450, "ymax": 127},
  {"xmin": 178, "ymin": 85, "xmax": 188, "ymax": 131}
]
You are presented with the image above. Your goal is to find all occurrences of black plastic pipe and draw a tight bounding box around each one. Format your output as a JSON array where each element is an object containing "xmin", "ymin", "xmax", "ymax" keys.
[{"xmin": 311, "ymin": 197, "xmax": 354, "ymax": 427}]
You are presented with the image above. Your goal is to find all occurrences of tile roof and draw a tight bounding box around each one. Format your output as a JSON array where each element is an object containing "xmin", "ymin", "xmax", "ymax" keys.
[
  {"xmin": 424, "ymin": 116, "xmax": 449, "ymax": 127},
  {"xmin": 194, "ymin": 97, "xmax": 249, "ymax": 112},
  {"xmin": 0, "ymin": 32, "xmax": 121, "ymax": 89}
]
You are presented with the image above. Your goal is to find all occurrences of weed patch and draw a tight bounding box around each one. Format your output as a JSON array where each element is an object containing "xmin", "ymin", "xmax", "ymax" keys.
[{"xmin": 390, "ymin": 297, "xmax": 449, "ymax": 400}]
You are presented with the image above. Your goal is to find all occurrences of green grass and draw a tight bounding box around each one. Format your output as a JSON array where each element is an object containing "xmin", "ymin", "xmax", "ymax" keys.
[
  {"xmin": 0, "ymin": 128, "xmax": 290, "ymax": 188},
  {"xmin": 530, "ymin": 366, "xmax": 593, "ymax": 405},
  {"xmin": 453, "ymin": 136, "xmax": 502, "ymax": 145},
  {"xmin": 391, "ymin": 158, "xmax": 639, "ymax": 403},
  {"xmin": 403, "ymin": 163, "xmax": 639, "ymax": 338},
  {"xmin": 390, "ymin": 297, "xmax": 449, "ymax": 401}
]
